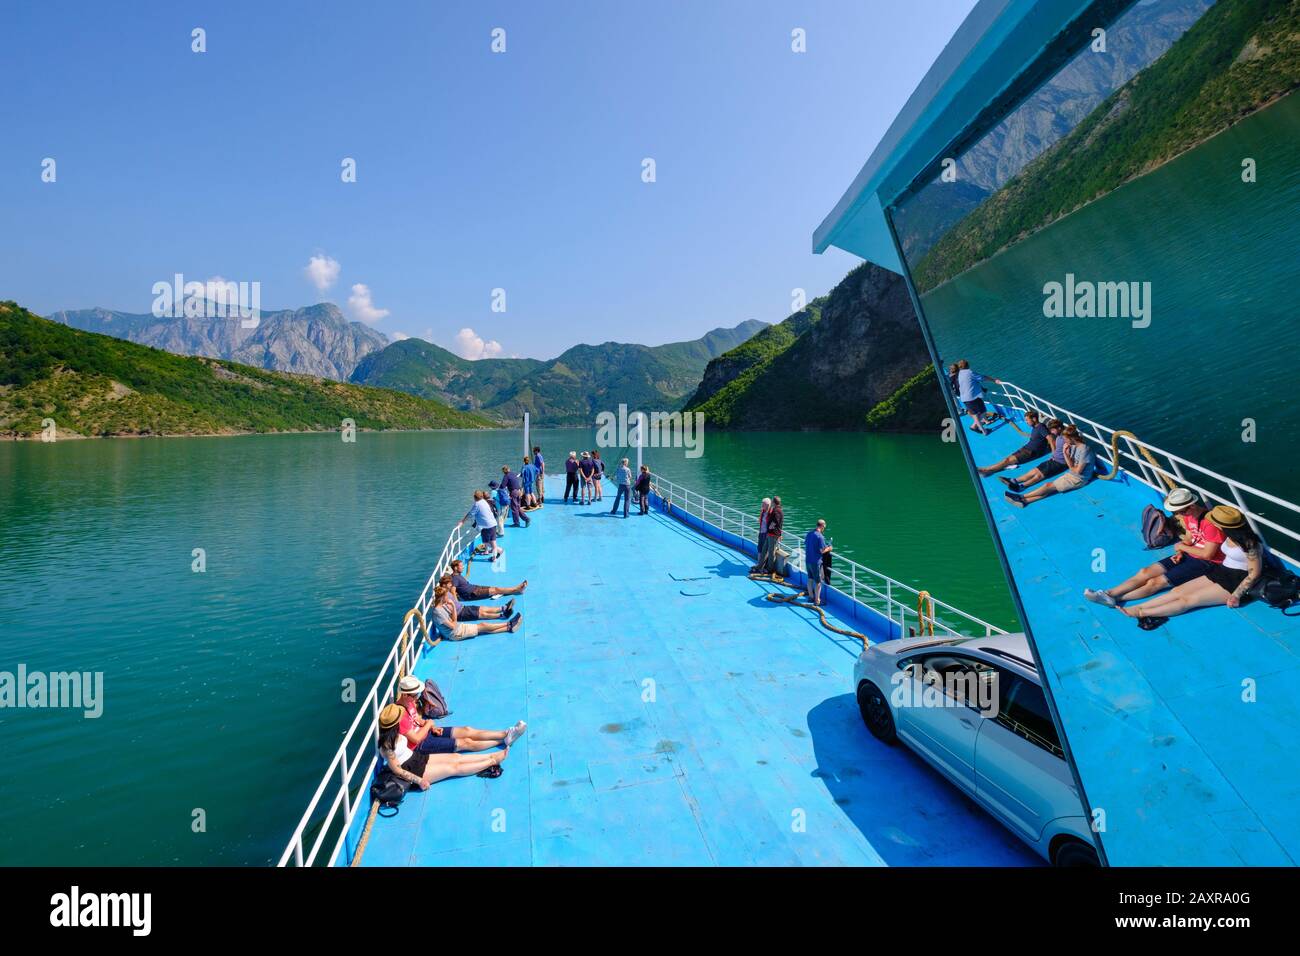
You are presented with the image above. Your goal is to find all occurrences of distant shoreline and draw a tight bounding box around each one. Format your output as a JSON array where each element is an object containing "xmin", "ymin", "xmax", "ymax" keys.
[{"xmin": 0, "ymin": 424, "xmax": 508, "ymax": 443}]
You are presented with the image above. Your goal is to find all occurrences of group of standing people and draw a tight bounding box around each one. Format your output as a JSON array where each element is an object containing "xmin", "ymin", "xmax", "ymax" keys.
[
  {"xmin": 562, "ymin": 450, "xmax": 653, "ymax": 516},
  {"xmin": 751, "ymin": 496, "xmax": 834, "ymax": 606}
]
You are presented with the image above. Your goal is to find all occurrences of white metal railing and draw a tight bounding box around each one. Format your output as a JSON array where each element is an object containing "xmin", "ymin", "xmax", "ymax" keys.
[
  {"xmin": 985, "ymin": 381, "xmax": 1300, "ymax": 568},
  {"xmin": 278, "ymin": 519, "xmax": 479, "ymax": 867},
  {"xmin": 648, "ymin": 473, "xmax": 1006, "ymax": 640}
]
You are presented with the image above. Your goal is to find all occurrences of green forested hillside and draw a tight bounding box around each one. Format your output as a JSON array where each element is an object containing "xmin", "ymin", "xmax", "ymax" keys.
[
  {"xmin": 350, "ymin": 320, "xmax": 767, "ymax": 425},
  {"xmin": 913, "ymin": 0, "xmax": 1300, "ymax": 291},
  {"xmin": 0, "ymin": 302, "xmax": 494, "ymax": 438}
]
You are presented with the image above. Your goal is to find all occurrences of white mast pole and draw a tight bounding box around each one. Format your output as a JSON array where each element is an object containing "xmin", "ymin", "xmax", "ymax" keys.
[
  {"xmin": 636, "ymin": 411, "xmax": 645, "ymax": 472},
  {"xmin": 523, "ymin": 412, "xmax": 530, "ymax": 460}
]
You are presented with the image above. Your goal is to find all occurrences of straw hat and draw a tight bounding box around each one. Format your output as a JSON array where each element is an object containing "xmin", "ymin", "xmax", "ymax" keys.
[
  {"xmin": 1163, "ymin": 488, "xmax": 1199, "ymax": 512},
  {"xmin": 379, "ymin": 703, "xmax": 404, "ymax": 730},
  {"xmin": 397, "ymin": 675, "xmax": 422, "ymax": 697},
  {"xmin": 1207, "ymin": 505, "xmax": 1246, "ymax": 530}
]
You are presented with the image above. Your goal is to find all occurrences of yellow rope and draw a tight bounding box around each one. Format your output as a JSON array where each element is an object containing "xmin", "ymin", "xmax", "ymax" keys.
[
  {"xmin": 748, "ymin": 572, "xmax": 868, "ymax": 647},
  {"xmin": 916, "ymin": 590, "xmax": 935, "ymax": 637},
  {"xmin": 350, "ymin": 800, "xmax": 381, "ymax": 867},
  {"xmin": 1103, "ymin": 429, "xmax": 1176, "ymax": 490}
]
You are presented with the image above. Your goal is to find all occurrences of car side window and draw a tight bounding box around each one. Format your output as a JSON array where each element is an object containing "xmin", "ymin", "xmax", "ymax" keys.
[
  {"xmin": 997, "ymin": 677, "xmax": 1064, "ymax": 758},
  {"xmin": 900, "ymin": 653, "xmax": 999, "ymax": 711}
]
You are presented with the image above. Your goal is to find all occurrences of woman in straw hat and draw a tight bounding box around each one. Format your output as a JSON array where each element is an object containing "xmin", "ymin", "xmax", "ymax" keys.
[
  {"xmin": 1118, "ymin": 505, "xmax": 1279, "ymax": 630},
  {"xmin": 378, "ymin": 703, "xmax": 508, "ymax": 789}
]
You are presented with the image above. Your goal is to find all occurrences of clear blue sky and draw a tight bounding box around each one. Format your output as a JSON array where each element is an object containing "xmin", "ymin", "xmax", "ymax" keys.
[{"xmin": 0, "ymin": 0, "xmax": 976, "ymax": 359}]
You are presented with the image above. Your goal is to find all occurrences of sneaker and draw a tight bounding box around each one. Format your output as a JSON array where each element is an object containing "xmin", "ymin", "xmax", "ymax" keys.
[
  {"xmin": 507, "ymin": 614, "xmax": 523, "ymax": 633},
  {"xmin": 504, "ymin": 720, "xmax": 527, "ymax": 747},
  {"xmin": 998, "ymin": 477, "xmax": 1021, "ymax": 491},
  {"xmin": 1084, "ymin": 588, "xmax": 1117, "ymax": 608},
  {"xmin": 1005, "ymin": 492, "xmax": 1027, "ymax": 509},
  {"xmin": 502, "ymin": 598, "xmax": 515, "ymax": 617}
]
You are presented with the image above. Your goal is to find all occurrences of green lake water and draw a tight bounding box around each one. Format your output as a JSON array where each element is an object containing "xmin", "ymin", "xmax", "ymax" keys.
[
  {"xmin": 920, "ymin": 92, "xmax": 1300, "ymax": 502},
  {"xmin": 0, "ymin": 427, "xmax": 1013, "ymax": 865}
]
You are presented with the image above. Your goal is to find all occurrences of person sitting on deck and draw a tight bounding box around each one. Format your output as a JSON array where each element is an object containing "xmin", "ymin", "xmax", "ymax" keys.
[
  {"xmin": 977, "ymin": 410, "xmax": 1056, "ymax": 476},
  {"xmin": 804, "ymin": 519, "xmax": 832, "ymax": 606},
  {"xmin": 432, "ymin": 583, "xmax": 521, "ymax": 639},
  {"xmin": 578, "ymin": 452, "xmax": 597, "ymax": 505},
  {"xmin": 394, "ymin": 675, "xmax": 525, "ymax": 757},
  {"xmin": 458, "ymin": 491, "xmax": 502, "ymax": 560},
  {"xmin": 564, "ymin": 451, "xmax": 580, "ymax": 504},
  {"xmin": 501, "ymin": 465, "xmax": 529, "ymax": 528},
  {"xmin": 521, "ymin": 456, "xmax": 540, "ymax": 509},
  {"xmin": 996, "ymin": 419, "xmax": 1067, "ymax": 492},
  {"xmin": 610, "ymin": 457, "xmax": 633, "ymax": 517},
  {"xmin": 634, "ymin": 465, "xmax": 652, "ymax": 515},
  {"xmin": 1084, "ymin": 488, "xmax": 1224, "ymax": 608},
  {"xmin": 1005, "ymin": 426, "xmax": 1095, "ymax": 508},
  {"xmin": 955, "ymin": 359, "xmax": 1003, "ymax": 436},
  {"xmin": 437, "ymin": 574, "xmax": 515, "ymax": 621},
  {"xmin": 377, "ymin": 703, "xmax": 508, "ymax": 790},
  {"xmin": 447, "ymin": 558, "xmax": 526, "ymax": 602},
  {"xmin": 532, "ymin": 446, "xmax": 545, "ymax": 504},
  {"xmin": 1116, "ymin": 506, "xmax": 1282, "ymax": 630}
]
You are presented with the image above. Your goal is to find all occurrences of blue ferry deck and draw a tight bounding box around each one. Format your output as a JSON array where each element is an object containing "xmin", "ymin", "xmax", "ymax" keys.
[
  {"xmin": 347, "ymin": 476, "xmax": 1040, "ymax": 866},
  {"xmin": 970, "ymin": 408, "xmax": 1300, "ymax": 866}
]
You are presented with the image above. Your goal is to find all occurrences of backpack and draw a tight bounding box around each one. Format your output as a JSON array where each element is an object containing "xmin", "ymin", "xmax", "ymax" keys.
[
  {"xmin": 420, "ymin": 679, "xmax": 450, "ymax": 720},
  {"xmin": 1251, "ymin": 568, "xmax": 1300, "ymax": 610},
  {"xmin": 1140, "ymin": 504, "xmax": 1179, "ymax": 550},
  {"xmin": 370, "ymin": 769, "xmax": 410, "ymax": 814}
]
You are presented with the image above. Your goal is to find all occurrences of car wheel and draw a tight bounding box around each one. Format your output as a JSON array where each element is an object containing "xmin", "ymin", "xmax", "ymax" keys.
[
  {"xmin": 857, "ymin": 680, "xmax": 896, "ymax": 744},
  {"xmin": 1052, "ymin": 838, "xmax": 1101, "ymax": 867}
]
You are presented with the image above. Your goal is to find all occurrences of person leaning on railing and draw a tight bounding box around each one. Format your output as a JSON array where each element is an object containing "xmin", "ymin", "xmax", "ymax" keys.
[{"xmin": 634, "ymin": 466, "xmax": 652, "ymax": 515}]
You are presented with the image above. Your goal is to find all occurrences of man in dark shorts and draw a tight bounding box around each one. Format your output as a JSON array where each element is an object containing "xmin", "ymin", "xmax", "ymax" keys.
[
  {"xmin": 978, "ymin": 411, "xmax": 1056, "ymax": 476},
  {"xmin": 1085, "ymin": 488, "xmax": 1225, "ymax": 607},
  {"xmin": 998, "ymin": 419, "xmax": 1069, "ymax": 492},
  {"xmin": 396, "ymin": 675, "xmax": 525, "ymax": 755},
  {"xmin": 447, "ymin": 558, "xmax": 527, "ymax": 602}
]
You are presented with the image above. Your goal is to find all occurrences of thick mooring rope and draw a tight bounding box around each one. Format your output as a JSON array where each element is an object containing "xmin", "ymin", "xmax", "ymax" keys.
[{"xmin": 747, "ymin": 572, "xmax": 868, "ymax": 647}]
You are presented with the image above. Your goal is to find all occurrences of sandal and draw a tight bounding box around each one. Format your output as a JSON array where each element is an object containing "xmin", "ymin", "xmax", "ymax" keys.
[
  {"xmin": 477, "ymin": 764, "xmax": 504, "ymax": 778},
  {"xmin": 1137, "ymin": 615, "xmax": 1168, "ymax": 631}
]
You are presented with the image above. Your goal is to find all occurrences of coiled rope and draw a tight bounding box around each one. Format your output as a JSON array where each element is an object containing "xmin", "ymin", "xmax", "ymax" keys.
[
  {"xmin": 1101, "ymin": 429, "xmax": 1176, "ymax": 490},
  {"xmin": 747, "ymin": 571, "xmax": 868, "ymax": 647},
  {"xmin": 916, "ymin": 590, "xmax": 935, "ymax": 637}
]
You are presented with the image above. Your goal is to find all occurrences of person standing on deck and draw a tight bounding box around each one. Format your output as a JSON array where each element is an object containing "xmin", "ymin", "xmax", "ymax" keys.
[
  {"xmin": 521, "ymin": 456, "xmax": 539, "ymax": 509},
  {"xmin": 610, "ymin": 457, "xmax": 633, "ymax": 518},
  {"xmin": 955, "ymin": 359, "xmax": 1002, "ymax": 436},
  {"xmin": 592, "ymin": 450, "xmax": 605, "ymax": 501},
  {"xmin": 804, "ymin": 519, "xmax": 832, "ymax": 606},
  {"xmin": 564, "ymin": 451, "xmax": 580, "ymax": 504},
  {"xmin": 635, "ymin": 465, "xmax": 652, "ymax": 515},
  {"xmin": 578, "ymin": 452, "xmax": 597, "ymax": 505},
  {"xmin": 760, "ymin": 496, "xmax": 785, "ymax": 574},
  {"xmin": 501, "ymin": 465, "xmax": 530, "ymax": 527},
  {"xmin": 487, "ymin": 481, "xmax": 506, "ymax": 540},
  {"xmin": 533, "ymin": 446, "xmax": 545, "ymax": 504},
  {"xmin": 755, "ymin": 498, "xmax": 773, "ymax": 572},
  {"xmin": 458, "ymin": 491, "xmax": 502, "ymax": 561}
]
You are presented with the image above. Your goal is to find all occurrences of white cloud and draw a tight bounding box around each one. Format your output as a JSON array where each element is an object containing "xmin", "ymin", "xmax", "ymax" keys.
[
  {"xmin": 453, "ymin": 327, "xmax": 503, "ymax": 360},
  {"xmin": 347, "ymin": 283, "xmax": 389, "ymax": 323},
  {"xmin": 304, "ymin": 255, "xmax": 341, "ymax": 292},
  {"xmin": 391, "ymin": 330, "xmax": 410, "ymax": 341}
]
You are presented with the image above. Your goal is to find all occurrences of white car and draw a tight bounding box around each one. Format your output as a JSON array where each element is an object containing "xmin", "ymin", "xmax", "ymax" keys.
[{"xmin": 853, "ymin": 631, "xmax": 1100, "ymax": 866}]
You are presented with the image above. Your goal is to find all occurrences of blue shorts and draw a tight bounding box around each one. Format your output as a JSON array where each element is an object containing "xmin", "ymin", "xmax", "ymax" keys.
[
  {"xmin": 480, "ymin": 527, "xmax": 497, "ymax": 546},
  {"xmin": 416, "ymin": 730, "xmax": 457, "ymax": 755},
  {"xmin": 1158, "ymin": 555, "xmax": 1214, "ymax": 587}
]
